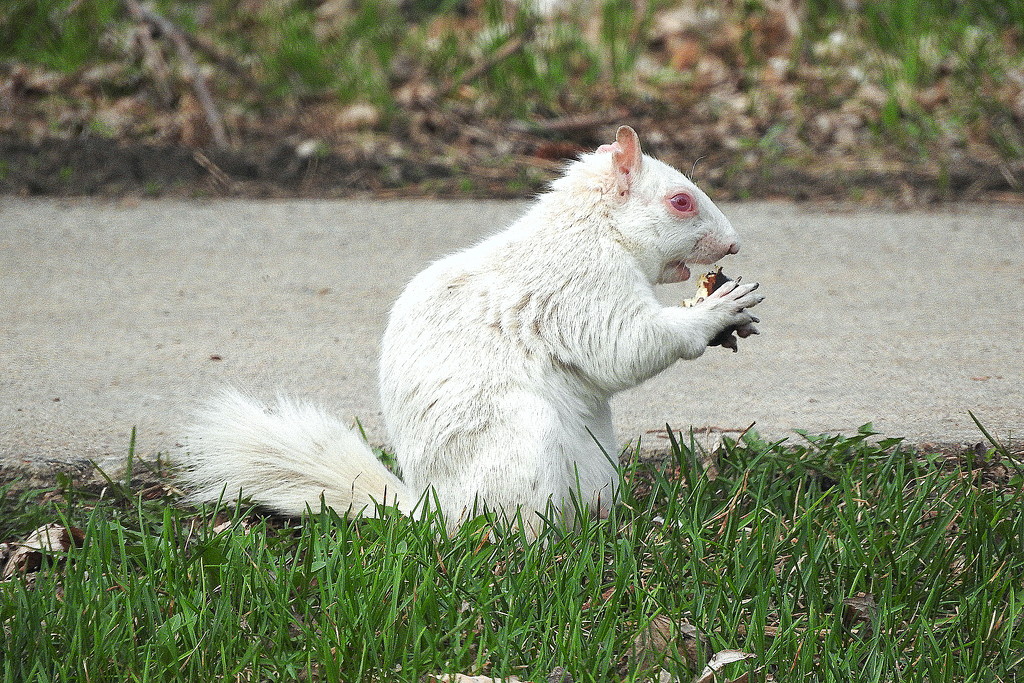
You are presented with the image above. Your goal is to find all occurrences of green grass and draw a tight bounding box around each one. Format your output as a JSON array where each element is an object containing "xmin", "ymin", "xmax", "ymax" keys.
[
  {"xmin": 800, "ymin": 0, "xmax": 1024, "ymax": 156},
  {"xmin": 2, "ymin": 427, "xmax": 1022, "ymax": 682},
  {"xmin": 0, "ymin": 0, "xmax": 120, "ymax": 72}
]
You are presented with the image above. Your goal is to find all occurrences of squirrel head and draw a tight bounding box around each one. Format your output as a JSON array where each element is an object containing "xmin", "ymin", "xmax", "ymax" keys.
[{"xmin": 555, "ymin": 126, "xmax": 740, "ymax": 284}]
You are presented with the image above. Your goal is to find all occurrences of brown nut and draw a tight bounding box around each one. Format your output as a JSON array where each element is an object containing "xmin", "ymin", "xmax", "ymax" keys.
[{"xmin": 682, "ymin": 267, "xmax": 740, "ymax": 352}]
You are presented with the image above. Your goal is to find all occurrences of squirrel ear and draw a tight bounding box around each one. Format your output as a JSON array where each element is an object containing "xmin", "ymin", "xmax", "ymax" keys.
[{"xmin": 611, "ymin": 125, "xmax": 642, "ymax": 198}]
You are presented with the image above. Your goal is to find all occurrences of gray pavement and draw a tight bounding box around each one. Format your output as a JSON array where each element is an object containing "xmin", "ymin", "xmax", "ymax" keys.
[{"xmin": 2, "ymin": 197, "xmax": 1022, "ymax": 486}]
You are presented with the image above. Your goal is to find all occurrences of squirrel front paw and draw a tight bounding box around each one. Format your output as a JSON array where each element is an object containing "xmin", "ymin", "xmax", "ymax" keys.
[{"xmin": 701, "ymin": 278, "xmax": 764, "ymax": 352}]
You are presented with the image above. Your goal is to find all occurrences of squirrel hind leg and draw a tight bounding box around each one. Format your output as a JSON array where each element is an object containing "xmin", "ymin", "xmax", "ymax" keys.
[{"xmin": 428, "ymin": 394, "xmax": 615, "ymax": 537}]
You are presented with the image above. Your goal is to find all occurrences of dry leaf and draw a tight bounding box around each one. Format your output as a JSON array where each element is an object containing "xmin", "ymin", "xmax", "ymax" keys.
[
  {"xmin": 842, "ymin": 592, "xmax": 876, "ymax": 631},
  {"xmin": 693, "ymin": 650, "xmax": 756, "ymax": 683},
  {"xmin": 211, "ymin": 518, "xmax": 256, "ymax": 535},
  {"xmin": 546, "ymin": 666, "xmax": 572, "ymax": 683},
  {"xmin": 2, "ymin": 523, "xmax": 85, "ymax": 578},
  {"xmin": 632, "ymin": 615, "xmax": 711, "ymax": 671},
  {"xmin": 334, "ymin": 102, "xmax": 381, "ymax": 131}
]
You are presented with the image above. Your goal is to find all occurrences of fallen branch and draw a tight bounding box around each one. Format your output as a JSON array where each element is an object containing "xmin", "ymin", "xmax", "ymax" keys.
[{"xmin": 122, "ymin": 0, "xmax": 229, "ymax": 148}]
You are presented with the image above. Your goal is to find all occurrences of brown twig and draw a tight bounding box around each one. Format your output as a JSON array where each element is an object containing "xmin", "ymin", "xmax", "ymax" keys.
[
  {"xmin": 438, "ymin": 24, "xmax": 537, "ymax": 100},
  {"xmin": 192, "ymin": 150, "xmax": 238, "ymax": 194},
  {"xmin": 508, "ymin": 108, "xmax": 631, "ymax": 135},
  {"xmin": 177, "ymin": 30, "xmax": 265, "ymax": 95},
  {"xmin": 131, "ymin": 24, "xmax": 174, "ymax": 106},
  {"xmin": 122, "ymin": 0, "xmax": 229, "ymax": 148}
]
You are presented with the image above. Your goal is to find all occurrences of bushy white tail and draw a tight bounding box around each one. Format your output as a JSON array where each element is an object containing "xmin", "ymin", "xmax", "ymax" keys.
[{"xmin": 179, "ymin": 389, "xmax": 413, "ymax": 516}]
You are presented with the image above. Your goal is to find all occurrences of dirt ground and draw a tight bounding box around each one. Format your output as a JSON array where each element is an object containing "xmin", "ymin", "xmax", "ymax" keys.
[{"xmin": 4, "ymin": 130, "xmax": 1022, "ymax": 204}]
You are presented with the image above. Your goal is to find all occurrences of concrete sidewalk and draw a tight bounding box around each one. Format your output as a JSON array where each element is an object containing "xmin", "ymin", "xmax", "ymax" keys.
[{"xmin": 2, "ymin": 197, "xmax": 1021, "ymax": 486}]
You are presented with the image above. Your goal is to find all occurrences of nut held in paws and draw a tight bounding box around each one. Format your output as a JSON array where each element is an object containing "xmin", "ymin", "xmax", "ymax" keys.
[{"xmin": 682, "ymin": 267, "xmax": 742, "ymax": 351}]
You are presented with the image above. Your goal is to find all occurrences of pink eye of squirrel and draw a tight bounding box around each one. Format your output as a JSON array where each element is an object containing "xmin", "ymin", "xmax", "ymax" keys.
[{"xmin": 667, "ymin": 191, "xmax": 697, "ymax": 216}]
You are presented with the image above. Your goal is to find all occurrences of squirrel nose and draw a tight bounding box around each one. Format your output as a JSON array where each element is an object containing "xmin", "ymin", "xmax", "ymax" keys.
[{"xmin": 728, "ymin": 242, "xmax": 740, "ymax": 255}]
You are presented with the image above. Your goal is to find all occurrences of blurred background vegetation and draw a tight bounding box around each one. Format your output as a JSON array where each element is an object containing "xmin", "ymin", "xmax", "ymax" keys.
[{"xmin": 1, "ymin": 0, "xmax": 1022, "ymax": 199}]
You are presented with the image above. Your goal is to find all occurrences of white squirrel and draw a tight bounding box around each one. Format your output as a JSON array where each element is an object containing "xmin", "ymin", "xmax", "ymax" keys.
[{"xmin": 180, "ymin": 126, "xmax": 764, "ymax": 537}]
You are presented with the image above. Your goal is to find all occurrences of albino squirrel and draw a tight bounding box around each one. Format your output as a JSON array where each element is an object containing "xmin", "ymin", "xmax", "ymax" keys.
[{"xmin": 180, "ymin": 126, "xmax": 764, "ymax": 536}]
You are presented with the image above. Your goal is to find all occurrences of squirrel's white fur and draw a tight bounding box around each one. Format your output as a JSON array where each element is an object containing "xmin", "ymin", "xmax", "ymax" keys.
[{"xmin": 180, "ymin": 126, "xmax": 764, "ymax": 536}]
